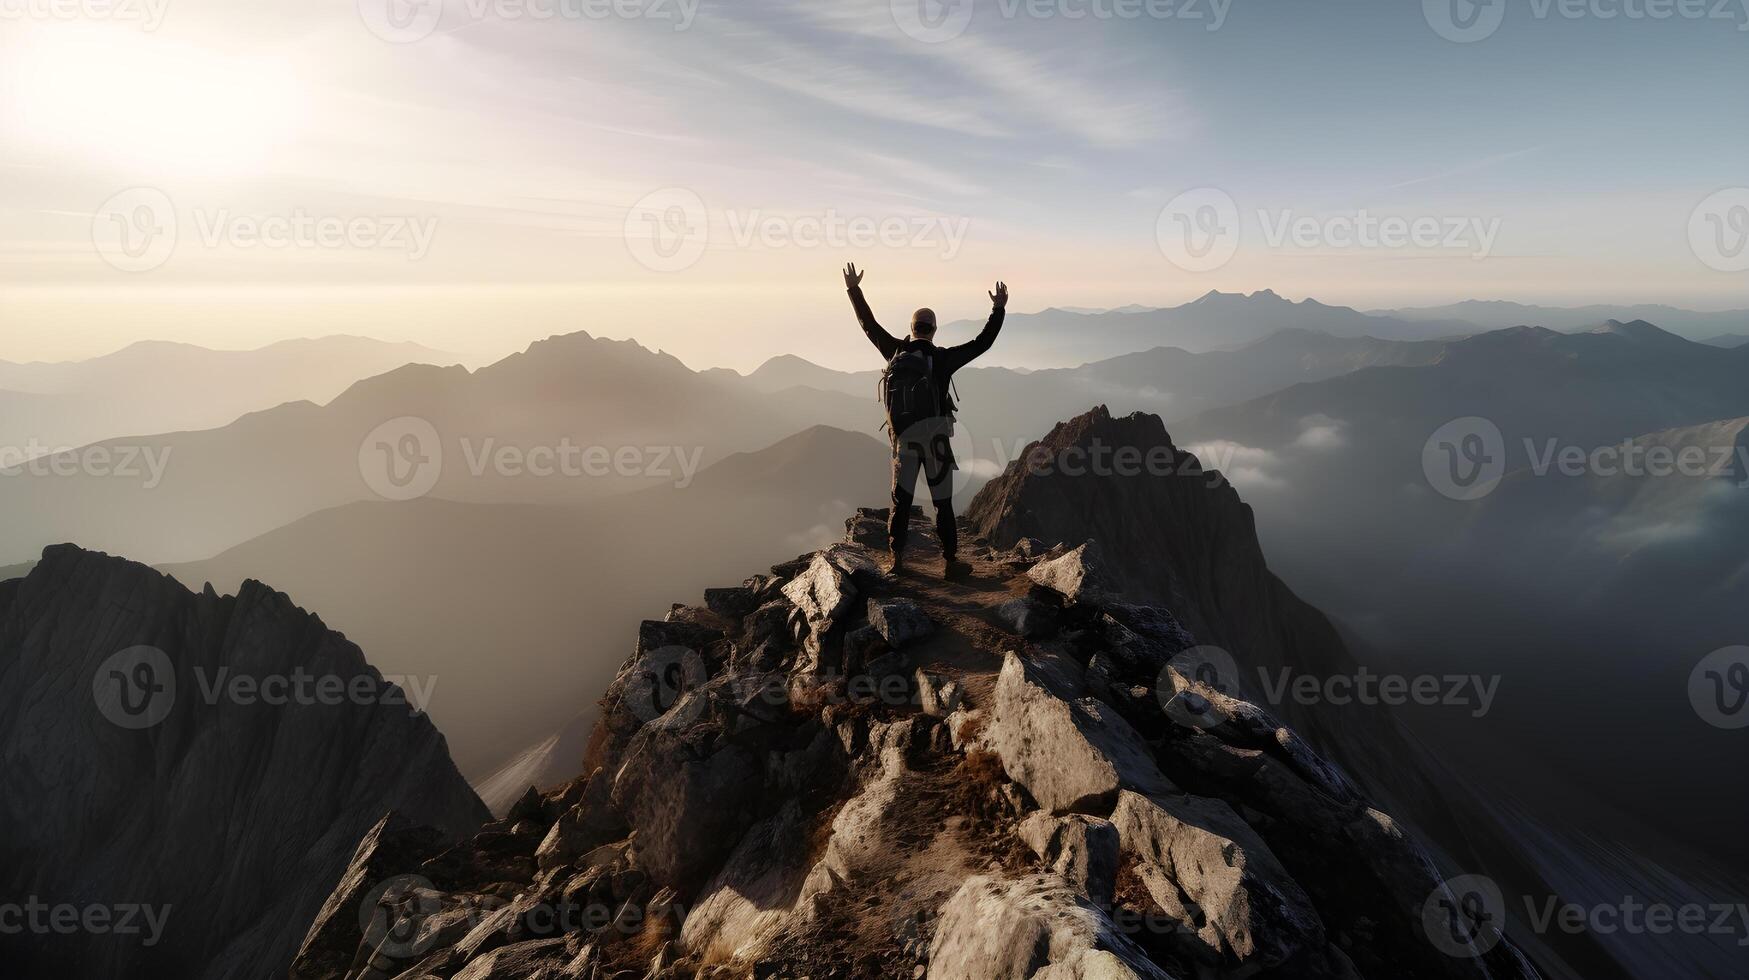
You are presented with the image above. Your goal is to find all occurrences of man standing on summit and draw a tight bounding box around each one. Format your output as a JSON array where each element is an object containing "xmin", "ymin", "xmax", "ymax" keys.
[{"xmin": 843, "ymin": 263, "xmax": 1007, "ymax": 578}]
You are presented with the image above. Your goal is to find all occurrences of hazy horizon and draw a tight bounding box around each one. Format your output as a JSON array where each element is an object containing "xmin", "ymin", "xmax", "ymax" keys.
[{"xmin": 4, "ymin": 0, "xmax": 1746, "ymax": 370}]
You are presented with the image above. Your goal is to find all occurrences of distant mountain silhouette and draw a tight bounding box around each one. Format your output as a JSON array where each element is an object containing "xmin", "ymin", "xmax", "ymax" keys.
[
  {"xmin": 936, "ymin": 289, "xmax": 1475, "ymax": 366},
  {"xmin": 0, "ymin": 336, "xmax": 451, "ymax": 456},
  {"xmin": 0, "ymin": 332, "xmax": 871, "ymax": 565},
  {"xmin": 747, "ymin": 329, "xmax": 1450, "ymax": 460},
  {"xmin": 162, "ymin": 425, "xmax": 891, "ymax": 779},
  {"xmin": 1701, "ymin": 333, "xmax": 1749, "ymax": 349},
  {"xmin": 1377, "ymin": 299, "xmax": 1749, "ymax": 342}
]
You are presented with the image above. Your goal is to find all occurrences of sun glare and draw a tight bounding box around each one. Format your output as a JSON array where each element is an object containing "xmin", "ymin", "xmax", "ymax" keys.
[{"xmin": 2, "ymin": 23, "xmax": 306, "ymax": 177}]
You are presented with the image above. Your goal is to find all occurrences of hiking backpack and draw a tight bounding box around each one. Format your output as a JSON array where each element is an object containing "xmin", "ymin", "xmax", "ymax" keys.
[{"xmin": 879, "ymin": 347, "xmax": 941, "ymax": 436}]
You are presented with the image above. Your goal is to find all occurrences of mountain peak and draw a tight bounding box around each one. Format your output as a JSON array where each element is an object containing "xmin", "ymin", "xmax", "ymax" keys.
[
  {"xmin": 1590, "ymin": 318, "xmax": 1688, "ymax": 346},
  {"xmin": 293, "ymin": 497, "xmax": 1537, "ymax": 979}
]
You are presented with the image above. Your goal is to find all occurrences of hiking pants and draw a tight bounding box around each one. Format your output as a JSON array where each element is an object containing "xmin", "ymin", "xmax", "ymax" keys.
[{"xmin": 890, "ymin": 420, "xmax": 957, "ymax": 560}]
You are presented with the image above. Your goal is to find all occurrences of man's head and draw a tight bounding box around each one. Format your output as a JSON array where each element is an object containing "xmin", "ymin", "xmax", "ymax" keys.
[{"xmin": 911, "ymin": 308, "xmax": 937, "ymax": 341}]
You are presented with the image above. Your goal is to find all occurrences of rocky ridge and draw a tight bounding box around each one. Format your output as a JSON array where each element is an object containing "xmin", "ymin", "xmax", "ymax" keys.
[
  {"xmin": 0, "ymin": 545, "xmax": 490, "ymax": 979},
  {"xmin": 293, "ymin": 502, "xmax": 1542, "ymax": 978}
]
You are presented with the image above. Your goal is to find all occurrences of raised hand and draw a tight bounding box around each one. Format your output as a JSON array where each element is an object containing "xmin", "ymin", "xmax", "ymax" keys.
[
  {"xmin": 844, "ymin": 263, "xmax": 865, "ymax": 289},
  {"xmin": 989, "ymin": 281, "xmax": 1008, "ymax": 310}
]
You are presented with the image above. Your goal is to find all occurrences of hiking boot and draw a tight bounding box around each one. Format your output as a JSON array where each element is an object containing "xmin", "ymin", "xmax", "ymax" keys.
[{"xmin": 943, "ymin": 559, "xmax": 973, "ymax": 581}]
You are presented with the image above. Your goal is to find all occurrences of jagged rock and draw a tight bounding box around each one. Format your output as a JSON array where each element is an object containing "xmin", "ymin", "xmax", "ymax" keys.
[
  {"xmin": 1110, "ymin": 789, "xmax": 1322, "ymax": 969},
  {"xmin": 608, "ymin": 696, "xmax": 761, "ymax": 885},
  {"xmin": 292, "ymin": 813, "xmax": 452, "ymax": 980},
  {"xmin": 983, "ymin": 651, "xmax": 1173, "ymax": 813},
  {"xmin": 915, "ymin": 670, "xmax": 962, "ymax": 717},
  {"xmin": 1016, "ymin": 813, "xmax": 1120, "ymax": 907},
  {"xmin": 928, "ymin": 875, "xmax": 1172, "ymax": 980},
  {"xmin": 1026, "ymin": 540, "xmax": 1120, "ymax": 606},
  {"xmin": 1103, "ymin": 604, "xmax": 1196, "ymax": 657},
  {"xmin": 995, "ymin": 596, "xmax": 1059, "ymax": 639},
  {"xmin": 843, "ymin": 624, "xmax": 886, "ymax": 674},
  {"xmin": 636, "ymin": 618, "xmax": 722, "ymax": 657},
  {"xmin": 705, "ymin": 586, "xmax": 760, "ymax": 619},
  {"xmin": 451, "ymin": 937, "xmax": 568, "ymax": 979},
  {"xmin": 867, "ymin": 598, "xmax": 933, "ymax": 647}
]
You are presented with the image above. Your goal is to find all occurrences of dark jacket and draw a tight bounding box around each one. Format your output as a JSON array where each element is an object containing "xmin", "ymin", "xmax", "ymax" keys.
[{"xmin": 848, "ymin": 285, "xmax": 1005, "ymax": 416}]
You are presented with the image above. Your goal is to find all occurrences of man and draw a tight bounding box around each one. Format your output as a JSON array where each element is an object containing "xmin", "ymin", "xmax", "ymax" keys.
[{"xmin": 843, "ymin": 262, "xmax": 1008, "ymax": 578}]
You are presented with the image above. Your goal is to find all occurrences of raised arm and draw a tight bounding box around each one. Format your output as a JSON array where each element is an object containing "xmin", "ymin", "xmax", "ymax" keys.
[
  {"xmin": 941, "ymin": 280, "xmax": 1008, "ymax": 372},
  {"xmin": 844, "ymin": 263, "xmax": 900, "ymax": 360}
]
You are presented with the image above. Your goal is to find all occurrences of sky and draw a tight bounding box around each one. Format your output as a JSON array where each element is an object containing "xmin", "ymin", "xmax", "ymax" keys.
[{"xmin": 1, "ymin": 0, "xmax": 1745, "ymax": 370}]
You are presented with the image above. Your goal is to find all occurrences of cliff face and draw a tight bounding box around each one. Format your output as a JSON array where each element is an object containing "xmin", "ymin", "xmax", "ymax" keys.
[
  {"xmin": 0, "ymin": 545, "xmax": 489, "ymax": 979},
  {"xmin": 290, "ymin": 415, "xmax": 1543, "ymax": 979}
]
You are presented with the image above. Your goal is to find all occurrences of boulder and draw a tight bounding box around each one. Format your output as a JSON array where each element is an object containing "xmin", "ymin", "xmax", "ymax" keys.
[
  {"xmin": 781, "ymin": 553, "xmax": 857, "ymax": 633},
  {"xmin": 983, "ymin": 652, "xmax": 1173, "ymax": 814},
  {"xmin": 928, "ymin": 875, "xmax": 1172, "ymax": 980},
  {"xmin": 704, "ymin": 586, "xmax": 760, "ymax": 619},
  {"xmin": 1026, "ymin": 541, "xmax": 1120, "ymax": 606},
  {"xmin": 867, "ymin": 598, "xmax": 934, "ymax": 648},
  {"xmin": 915, "ymin": 670, "xmax": 963, "ymax": 717},
  {"xmin": 1110, "ymin": 789, "xmax": 1322, "ymax": 969},
  {"xmin": 1016, "ymin": 813, "xmax": 1120, "ymax": 907},
  {"xmin": 609, "ymin": 712, "xmax": 761, "ymax": 885},
  {"xmin": 995, "ymin": 596, "xmax": 1059, "ymax": 639}
]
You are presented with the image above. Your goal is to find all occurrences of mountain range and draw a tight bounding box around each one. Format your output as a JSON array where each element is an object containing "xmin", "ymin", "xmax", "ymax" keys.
[{"xmin": 0, "ymin": 336, "xmax": 451, "ymax": 460}]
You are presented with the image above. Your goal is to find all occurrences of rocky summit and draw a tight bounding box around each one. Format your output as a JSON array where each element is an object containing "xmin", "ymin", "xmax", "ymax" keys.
[{"xmin": 293, "ymin": 413, "xmax": 1544, "ymax": 980}]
